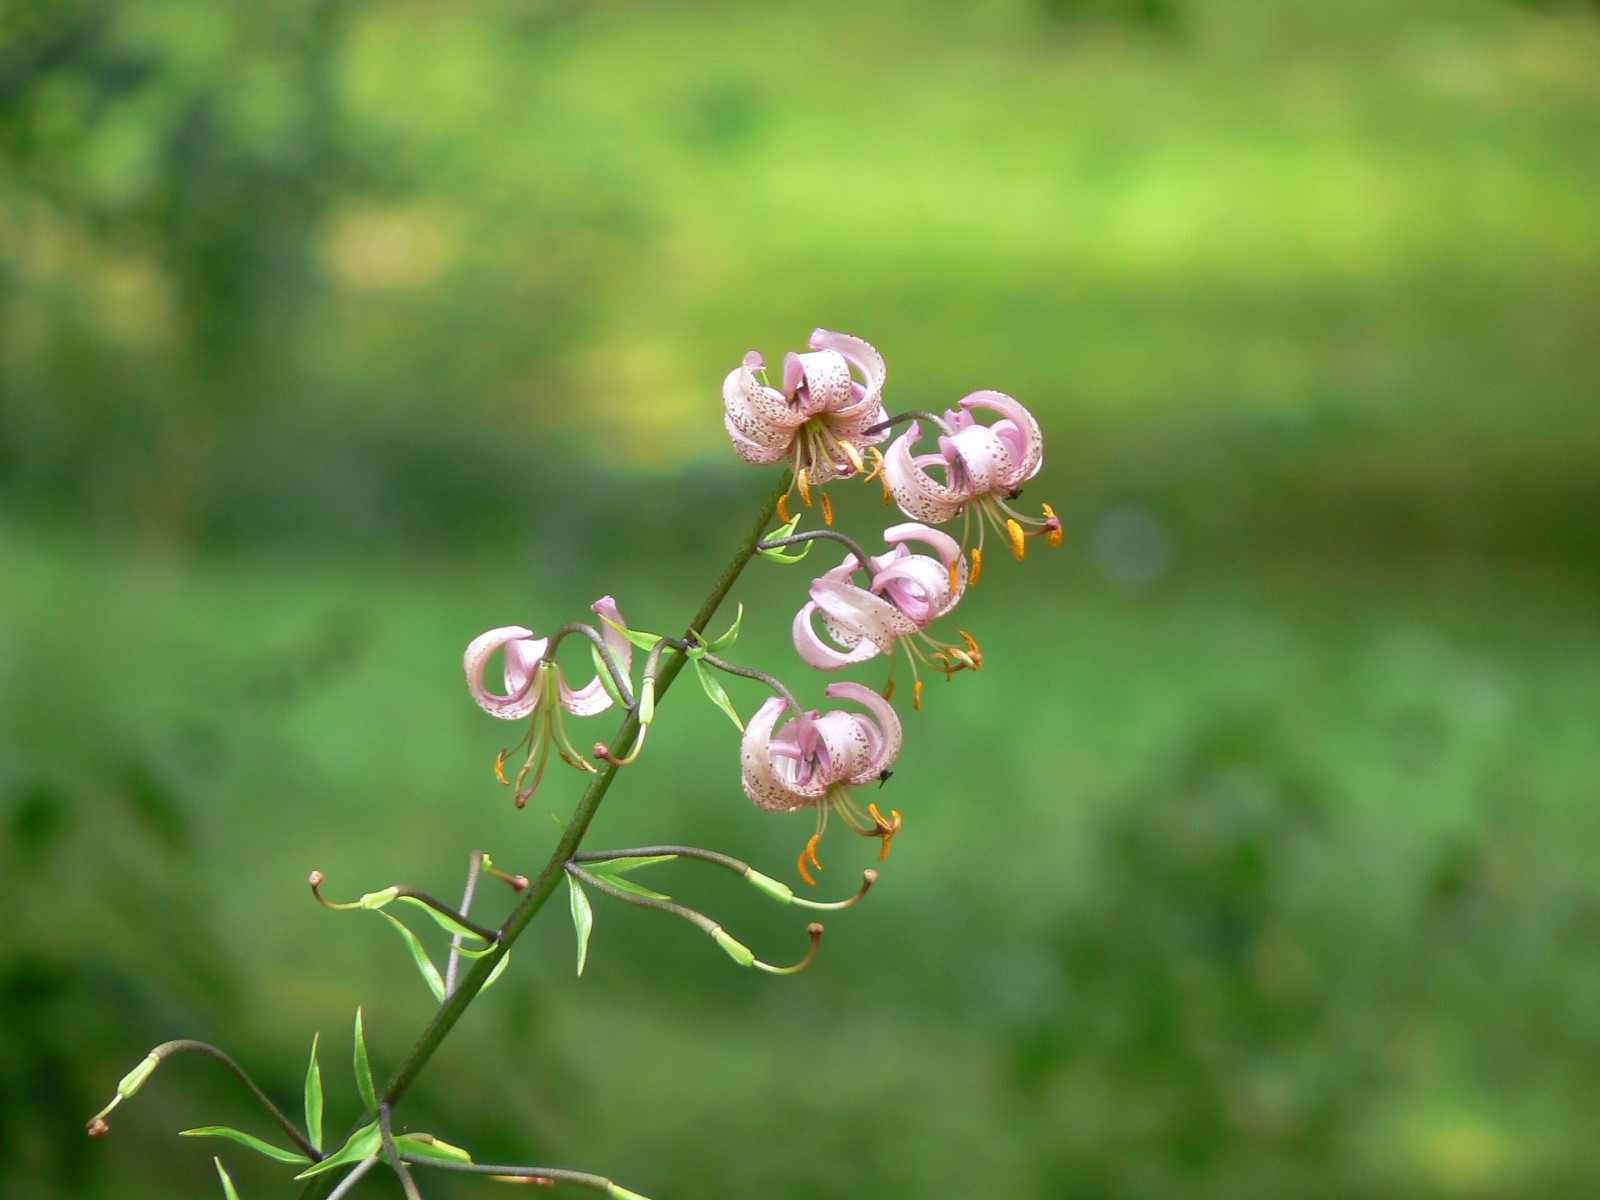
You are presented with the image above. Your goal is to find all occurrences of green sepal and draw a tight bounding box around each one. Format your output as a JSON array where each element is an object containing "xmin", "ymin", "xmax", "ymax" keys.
[
  {"xmin": 357, "ymin": 887, "xmax": 400, "ymax": 910},
  {"xmin": 378, "ymin": 911, "xmax": 445, "ymax": 1001},
  {"xmin": 608, "ymin": 1186, "xmax": 656, "ymax": 1200},
  {"xmin": 693, "ymin": 658, "xmax": 745, "ymax": 732},
  {"xmin": 704, "ymin": 602, "xmax": 745, "ymax": 652},
  {"xmin": 303, "ymin": 1033, "xmax": 323, "ymax": 1153},
  {"xmin": 711, "ymin": 927, "xmax": 755, "ymax": 968},
  {"xmin": 745, "ymin": 869, "xmax": 794, "ymax": 903},
  {"xmin": 394, "ymin": 1133, "xmax": 474, "ymax": 1165},
  {"xmin": 600, "ymin": 614, "xmax": 667, "ymax": 652},
  {"xmin": 568, "ymin": 875, "xmax": 594, "ymax": 977},
  {"xmin": 292, "ymin": 1121, "xmax": 381, "ymax": 1179},
  {"xmin": 393, "ymin": 895, "xmax": 491, "ymax": 945},
  {"xmin": 214, "ymin": 1158, "xmax": 242, "ymax": 1200},
  {"xmin": 179, "ymin": 1127, "xmax": 311, "ymax": 1166},
  {"xmin": 353, "ymin": 1008, "xmax": 378, "ymax": 1113}
]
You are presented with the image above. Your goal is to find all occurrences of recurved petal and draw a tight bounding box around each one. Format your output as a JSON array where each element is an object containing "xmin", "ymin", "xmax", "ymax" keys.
[
  {"xmin": 559, "ymin": 595, "xmax": 632, "ymax": 716},
  {"xmin": 884, "ymin": 424, "xmax": 967, "ymax": 524},
  {"xmin": 812, "ymin": 710, "xmax": 879, "ymax": 787},
  {"xmin": 939, "ymin": 425, "xmax": 1008, "ymax": 496},
  {"xmin": 884, "ymin": 522, "xmax": 964, "ymax": 570},
  {"xmin": 788, "ymin": 349, "xmax": 854, "ymax": 416},
  {"xmin": 724, "ymin": 364, "xmax": 801, "ymax": 433},
  {"xmin": 793, "ymin": 601, "xmax": 882, "ymax": 671},
  {"xmin": 740, "ymin": 698, "xmax": 815, "ymax": 811},
  {"xmin": 959, "ymin": 389, "xmax": 1043, "ymax": 482},
  {"xmin": 823, "ymin": 681, "xmax": 903, "ymax": 784},
  {"xmin": 465, "ymin": 626, "xmax": 549, "ymax": 720},
  {"xmin": 811, "ymin": 577, "xmax": 920, "ymax": 646},
  {"xmin": 809, "ymin": 329, "xmax": 887, "ymax": 414},
  {"xmin": 724, "ymin": 413, "xmax": 793, "ymax": 466}
]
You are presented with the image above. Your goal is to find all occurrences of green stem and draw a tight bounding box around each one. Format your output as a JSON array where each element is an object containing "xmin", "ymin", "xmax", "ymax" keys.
[{"xmin": 294, "ymin": 471, "xmax": 790, "ymax": 1200}]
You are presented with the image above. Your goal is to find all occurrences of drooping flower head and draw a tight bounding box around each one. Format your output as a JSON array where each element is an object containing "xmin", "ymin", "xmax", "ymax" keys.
[
  {"xmin": 883, "ymin": 390, "xmax": 1061, "ymax": 579},
  {"xmin": 792, "ymin": 522, "xmax": 981, "ymax": 709},
  {"xmin": 464, "ymin": 597, "xmax": 632, "ymax": 806},
  {"xmin": 723, "ymin": 329, "xmax": 888, "ymax": 518},
  {"xmin": 740, "ymin": 681, "xmax": 903, "ymax": 885}
]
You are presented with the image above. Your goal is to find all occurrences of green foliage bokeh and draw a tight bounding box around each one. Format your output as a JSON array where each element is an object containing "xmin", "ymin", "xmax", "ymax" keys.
[{"xmin": 1, "ymin": 1, "xmax": 1597, "ymax": 1197}]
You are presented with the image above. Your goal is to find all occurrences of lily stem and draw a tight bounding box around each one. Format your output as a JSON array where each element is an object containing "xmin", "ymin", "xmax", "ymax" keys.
[{"xmin": 293, "ymin": 470, "xmax": 791, "ymax": 1200}]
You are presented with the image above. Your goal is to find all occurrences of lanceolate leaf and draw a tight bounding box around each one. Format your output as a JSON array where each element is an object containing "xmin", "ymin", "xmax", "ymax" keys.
[
  {"xmin": 584, "ymin": 855, "xmax": 677, "ymax": 875},
  {"xmin": 482, "ymin": 949, "xmax": 512, "ymax": 992},
  {"xmin": 179, "ymin": 1127, "xmax": 310, "ymax": 1166},
  {"xmin": 213, "ymin": 1158, "xmax": 242, "ymax": 1200},
  {"xmin": 292, "ymin": 1122, "xmax": 382, "ymax": 1179},
  {"xmin": 353, "ymin": 1008, "xmax": 378, "ymax": 1113},
  {"xmin": 378, "ymin": 911, "xmax": 446, "ymax": 1002},
  {"xmin": 590, "ymin": 874, "xmax": 671, "ymax": 902},
  {"xmin": 303, "ymin": 1033, "xmax": 323, "ymax": 1153},
  {"xmin": 394, "ymin": 1133, "xmax": 474, "ymax": 1165},
  {"xmin": 568, "ymin": 875, "xmax": 594, "ymax": 977},
  {"xmin": 393, "ymin": 894, "xmax": 491, "ymax": 945},
  {"xmin": 599, "ymin": 614, "xmax": 666, "ymax": 652},
  {"xmin": 694, "ymin": 658, "xmax": 745, "ymax": 731},
  {"xmin": 705, "ymin": 601, "xmax": 745, "ymax": 652}
]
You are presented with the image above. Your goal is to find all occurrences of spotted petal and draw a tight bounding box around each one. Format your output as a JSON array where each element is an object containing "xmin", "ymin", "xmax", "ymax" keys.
[
  {"xmin": 740, "ymin": 699, "xmax": 815, "ymax": 811},
  {"xmin": 823, "ymin": 682, "xmax": 902, "ymax": 786},
  {"xmin": 465, "ymin": 626, "xmax": 549, "ymax": 720}
]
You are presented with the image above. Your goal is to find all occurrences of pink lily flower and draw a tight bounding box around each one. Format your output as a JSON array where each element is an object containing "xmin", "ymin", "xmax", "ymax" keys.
[
  {"xmin": 792, "ymin": 523, "xmax": 981, "ymax": 709},
  {"xmin": 740, "ymin": 681, "xmax": 904, "ymax": 885},
  {"xmin": 723, "ymin": 329, "xmax": 889, "ymax": 516},
  {"xmin": 464, "ymin": 597, "xmax": 632, "ymax": 805},
  {"xmin": 882, "ymin": 390, "xmax": 1061, "ymax": 578}
]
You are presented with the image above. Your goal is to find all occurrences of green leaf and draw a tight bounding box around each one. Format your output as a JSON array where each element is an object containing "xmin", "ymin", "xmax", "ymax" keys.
[
  {"xmin": 599, "ymin": 613, "xmax": 666, "ymax": 652},
  {"xmin": 591, "ymin": 874, "xmax": 671, "ymax": 902},
  {"xmin": 758, "ymin": 517, "xmax": 811, "ymax": 562},
  {"xmin": 482, "ymin": 949, "xmax": 512, "ymax": 993},
  {"xmin": 213, "ymin": 1158, "xmax": 242, "ymax": 1200},
  {"xmin": 393, "ymin": 895, "xmax": 491, "ymax": 945},
  {"xmin": 293, "ymin": 1122, "xmax": 382, "ymax": 1179},
  {"xmin": 179, "ymin": 1127, "xmax": 310, "ymax": 1166},
  {"xmin": 394, "ymin": 1133, "xmax": 474, "ymax": 1165},
  {"xmin": 303, "ymin": 1033, "xmax": 323, "ymax": 1154},
  {"xmin": 591, "ymin": 643, "xmax": 626, "ymax": 706},
  {"xmin": 568, "ymin": 875, "xmax": 594, "ymax": 977},
  {"xmin": 353, "ymin": 1008, "xmax": 378, "ymax": 1113},
  {"xmin": 584, "ymin": 854, "xmax": 677, "ymax": 876},
  {"xmin": 378, "ymin": 911, "xmax": 446, "ymax": 1001},
  {"xmin": 694, "ymin": 658, "xmax": 745, "ymax": 732},
  {"xmin": 704, "ymin": 601, "xmax": 745, "ymax": 652}
]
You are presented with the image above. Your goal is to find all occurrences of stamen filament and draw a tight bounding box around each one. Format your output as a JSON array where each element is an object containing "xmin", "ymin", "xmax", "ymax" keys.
[{"xmin": 753, "ymin": 923, "xmax": 824, "ymax": 975}]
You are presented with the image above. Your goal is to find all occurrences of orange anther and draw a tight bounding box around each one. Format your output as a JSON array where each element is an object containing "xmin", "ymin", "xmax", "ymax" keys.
[
  {"xmin": 820, "ymin": 492, "xmax": 834, "ymax": 526},
  {"xmin": 798, "ymin": 833, "xmax": 823, "ymax": 887},
  {"xmin": 948, "ymin": 558, "xmax": 961, "ymax": 593},
  {"xmin": 867, "ymin": 803, "xmax": 903, "ymax": 861},
  {"xmin": 777, "ymin": 494, "xmax": 791, "ymax": 524},
  {"xmin": 840, "ymin": 441, "xmax": 864, "ymax": 475},
  {"xmin": 883, "ymin": 678, "xmax": 897, "ymax": 702},
  {"xmin": 1042, "ymin": 502, "xmax": 1062, "ymax": 546},
  {"xmin": 1006, "ymin": 518, "xmax": 1026, "ymax": 560},
  {"xmin": 970, "ymin": 547, "xmax": 983, "ymax": 585},
  {"xmin": 796, "ymin": 467, "xmax": 813, "ymax": 507},
  {"xmin": 913, "ymin": 679, "xmax": 924, "ymax": 710},
  {"xmin": 493, "ymin": 750, "xmax": 511, "ymax": 786}
]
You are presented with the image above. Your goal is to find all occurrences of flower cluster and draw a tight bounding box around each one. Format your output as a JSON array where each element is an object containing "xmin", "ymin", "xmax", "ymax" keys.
[{"xmin": 463, "ymin": 328, "xmax": 1055, "ymax": 885}]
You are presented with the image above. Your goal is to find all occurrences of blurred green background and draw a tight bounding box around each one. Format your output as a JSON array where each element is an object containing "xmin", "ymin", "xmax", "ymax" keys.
[{"xmin": 3, "ymin": 0, "xmax": 1598, "ymax": 1196}]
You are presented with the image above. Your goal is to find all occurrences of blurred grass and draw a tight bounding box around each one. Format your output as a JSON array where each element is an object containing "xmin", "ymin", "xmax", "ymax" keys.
[{"xmin": 2, "ymin": 0, "xmax": 1599, "ymax": 1197}]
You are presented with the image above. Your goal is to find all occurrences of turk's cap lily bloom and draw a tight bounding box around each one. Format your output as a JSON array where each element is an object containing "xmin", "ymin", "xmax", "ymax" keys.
[
  {"xmin": 723, "ymin": 329, "xmax": 889, "ymax": 490},
  {"xmin": 883, "ymin": 390, "xmax": 1061, "ymax": 567},
  {"xmin": 792, "ymin": 522, "xmax": 981, "ymax": 706},
  {"xmin": 464, "ymin": 597, "xmax": 633, "ymax": 804},
  {"xmin": 740, "ymin": 681, "xmax": 904, "ymax": 885}
]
